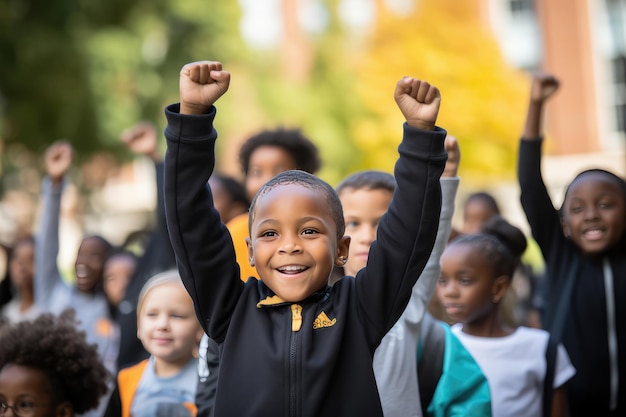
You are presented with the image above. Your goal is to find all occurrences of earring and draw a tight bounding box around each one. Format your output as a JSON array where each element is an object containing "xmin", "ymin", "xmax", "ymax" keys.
[
  {"xmin": 338, "ymin": 256, "xmax": 347, "ymax": 265},
  {"xmin": 492, "ymin": 297, "xmax": 500, "ymax": 304},
  {"xmin": 249, "ymin": 258, "xmax": 255, "ymax": 266}
]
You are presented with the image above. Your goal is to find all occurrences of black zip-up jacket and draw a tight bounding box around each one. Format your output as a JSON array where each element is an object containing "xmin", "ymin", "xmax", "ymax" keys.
[
  {"xmin": 519, "ymin": 138, "xmax": 626, "ymax": 416},
  {"xmin": 164, "ymin": 103, "xmax": 447, "ymax": 417}
]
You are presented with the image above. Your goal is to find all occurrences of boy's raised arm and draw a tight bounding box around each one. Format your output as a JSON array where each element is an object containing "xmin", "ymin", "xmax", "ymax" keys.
[
  {"xmin": 355, "ymin": 76, "xmax": 447, "ymax": 346},
  {"xmin": 394, "ymin": 76, "xmax": 441, "ymax": 131},
  {"xmin": 179, "ymin": 61, "xmax": 230, "ymax": 115},
  {"xmin": 164, "ymin": 61, "xmax": 240, "ymax": 341}
]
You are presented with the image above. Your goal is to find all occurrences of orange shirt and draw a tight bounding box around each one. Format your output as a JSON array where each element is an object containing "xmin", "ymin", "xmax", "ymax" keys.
[
  {"xmin": 226, "ymin": 213, "xmax": 259, "ymax": 282},
  {"xmin": 117, "ymin": 359, "xmax": 197, "ymax": 417}
]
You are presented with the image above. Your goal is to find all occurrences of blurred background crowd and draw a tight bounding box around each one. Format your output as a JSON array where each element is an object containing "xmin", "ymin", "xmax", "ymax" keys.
[{"xmin": 0, "ymin": 0, "xmax": 624, "ymax": 293}]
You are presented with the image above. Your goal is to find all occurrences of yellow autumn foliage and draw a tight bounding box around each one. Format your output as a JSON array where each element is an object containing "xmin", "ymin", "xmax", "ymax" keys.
[{"xmin": 352, "ymin": 0, "xmax": 531, "ymax": 186}]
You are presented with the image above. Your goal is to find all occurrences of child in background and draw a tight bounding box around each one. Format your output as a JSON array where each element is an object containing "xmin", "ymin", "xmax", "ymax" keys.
[
  {"xmin": 518, "ymin": 72, "xmax": 626, "ymax": 415},
  {"xmin": 102, "ymin": 249, "xmax": 138, "ymax": 406},
  {"xmin": 35, "ymin": 141, "xmax": 117, "ymax": 409},
  {"xmin": 115, "ymin": 121, "xmax": 177, "ymax": 370},
  {"xmin": 228, "ymin": 127, "xmax": 321, "ymax": 282},
  {"xmin": 462, "ymin": 192, "xmax": 501, "ymax": 234},
  {"xmin": 103, "ymin": 250, "xmax": 138, "ymax": 311},
  {"xmin": 208, "ymin": 173, "xmax": 249, "ymax": 225},
  {"xmin": 0, "ymin": 235, "xmax": 38, "ymax": 323},
  {"xmin": 0, "ymin": 310, "xmax": 109, "ymax": 417},
  {"xmin": 105, "ymin": 270, "xmax": 203, "ymax": 417},
  {"xmin": 336, "ymin": 135, "xmax": 460, "ymax": 417},
  {"xmin": 164, "ymin": 60, "xmax": 446, "ymax": 416},
  {"xmin": 238, "ymin": 127, "xmax": 321, "ymax": 203},
  {"xmin": 448, "ymin": 190, "xmax": 542, "ymax": 330},
  {"xmin": 36, "ymin": 142, "xmax": 114, "ymax": 329},
  {"xmin": 437, "ymin": 218, "xmax": 575, "ymax": 417}
]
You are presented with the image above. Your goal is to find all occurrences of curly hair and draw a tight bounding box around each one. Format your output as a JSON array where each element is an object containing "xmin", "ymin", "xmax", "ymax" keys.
[
  {"xmin": 238, "ymin": 128, "xmax": 321, "ymax": 175},
  {"xmin": 0, "ymin": 310, "xmax": 110, "ymax": 413}
]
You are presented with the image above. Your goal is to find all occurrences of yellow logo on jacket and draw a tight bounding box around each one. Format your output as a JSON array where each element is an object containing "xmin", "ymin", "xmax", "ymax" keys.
[{"xmin": 313, "ymin": 311, "xmax": 336, "ymax": 329}]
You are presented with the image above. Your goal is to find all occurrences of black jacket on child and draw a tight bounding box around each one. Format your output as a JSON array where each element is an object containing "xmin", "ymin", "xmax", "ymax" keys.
[
  {"xmin": 519, "ymin": 138, "xmax": 626, "ymax": 417},
  {"xmin": 164, "ymin": 103, "xmax": 446, "ymax": 417}
]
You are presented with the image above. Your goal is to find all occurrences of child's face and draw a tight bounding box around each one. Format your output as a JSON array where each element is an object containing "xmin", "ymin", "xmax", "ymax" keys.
[
  {"xmin": 137, "ymin": 283, "xmax": 202, "ymax": 368},
  {"xmin": 74, "ymin": 237, "xmax": 108, "ymax": 293},
  {"xmin": 103, "ymin": 254, "xmax": 136, "ymax": 307},
  {"xmin": 248, "ymin": 183, "xmax": 349, "ymax": 302},
  {"xmin": 208, "ymin": 178, "xmax": 247, "ymax": 224},
  {"xmin": 561, "ymin": 173, "xmax": 626, "ymax": 255},
  {"xmin": 245, "ymin": 146, "xmax": 297, "ymax": 201},
  {"xmin": 339, "ymin": 188, "xmax": 393, "ymax": 277},
  {"xmin": 208, "ymin": 177, "xmax": 234, "ymax": 223},
  {"xmin": 437, "ymin": 243, "xmax": 506, "ymax": 324},
  {"xmin": 9, "ymin": 241, "xmax": 34, "ymax": 292},
  {"xmin": 0, "ymin": 364, "xmax": 68, "ymax": 417},
  {"xmin": 462, "ymin": 200, "xmax": 497, "ymax": 234}
]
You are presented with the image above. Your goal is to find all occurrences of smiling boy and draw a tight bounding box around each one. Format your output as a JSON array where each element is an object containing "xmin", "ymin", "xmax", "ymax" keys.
[{"xmin": 164, "ymin": 60, "xmax": 447, "ymax": 416}]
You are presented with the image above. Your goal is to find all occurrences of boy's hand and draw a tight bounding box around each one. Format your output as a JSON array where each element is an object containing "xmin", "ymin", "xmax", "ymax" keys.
[
  {"xmin": 530, "ymin": 72, "xmax": 559, "ymax": 103},
  {"xmin": 442, "ymin": 135, "xmax": 460, "ymax": 178},
  {"xmin": 121, "ymin": 121, "xmax": 160, "ymax": 161},
  {"xmin": 179, "ymin": 61, "xmax": 231, "ymax": 115},
  {"xmin": 394, "ymin": 77, "xmax": 441, "ymax": 131},
  {"xmin": 44, "ymin": 140, "xmax": 73, "ymax": 185}
]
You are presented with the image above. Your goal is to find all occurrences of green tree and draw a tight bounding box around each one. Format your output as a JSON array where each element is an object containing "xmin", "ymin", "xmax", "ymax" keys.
[{"xmin": 0, "ymin": 0, "xmax": 243, "ymax": 164}]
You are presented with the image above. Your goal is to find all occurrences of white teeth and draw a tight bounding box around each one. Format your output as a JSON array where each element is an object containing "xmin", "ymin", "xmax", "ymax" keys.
[
  {"xmin": 584, "ymin": 229, "xmax": 604, "ymax": 240},
  {"xmin": 76, "ymin": 264, "xmax": 88, "ymax": 278},
  {"xmin": 278, "ymin": 265, "xmax": 306, "ymax": 273}
]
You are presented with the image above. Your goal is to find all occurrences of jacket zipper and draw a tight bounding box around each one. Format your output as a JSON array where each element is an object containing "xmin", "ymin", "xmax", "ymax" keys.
[{"xmin": 290, "ymin": 304, "xmax": 303, "ymax": 417}]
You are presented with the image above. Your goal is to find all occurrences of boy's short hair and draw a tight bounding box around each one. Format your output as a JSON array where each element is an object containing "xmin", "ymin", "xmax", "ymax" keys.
[
  {"xmin": 249, "ymin": 170, "xmax": 345, "ymax": 240},
  {"xmin": 335, "ymin": 170, "xmax": 396, "ymax": 196},
  {"xmin": 0, "ymin": 310, "xmax": 109, "ymax": 413},
  {"xmin": 137, "ymin": 269, "xmax": 184, "ymax": 318},
  {"xmin": 238, "ymin": 128, "xmax": 321, "ymax": 175}
]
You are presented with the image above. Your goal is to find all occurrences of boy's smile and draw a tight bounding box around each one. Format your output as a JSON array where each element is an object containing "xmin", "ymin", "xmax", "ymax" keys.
[{"xmin": 248, "ymin": 183, "xmax": 349, "ymax": 302}]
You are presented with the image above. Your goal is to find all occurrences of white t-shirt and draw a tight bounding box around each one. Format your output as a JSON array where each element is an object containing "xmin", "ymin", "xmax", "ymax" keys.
[
  {"xmin": 0, "ymin": 299, "xmax": 39, "ymax": 323},
  {"xmin": 452, "ymin": 324, "xmax": 576, "ymax": 417}
]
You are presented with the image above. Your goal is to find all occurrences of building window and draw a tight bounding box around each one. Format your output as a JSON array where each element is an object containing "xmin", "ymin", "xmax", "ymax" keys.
[
  {"xmin": 509, "ymin": 0, "xmax": 534, "ymax": 15},
  {"xmin": 605, "ymin": 0, "xmax": 626, "ymax": 134},
  {"xmin": 493, "ymin": 0, "xmax": 541, "ymax": 71}
]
